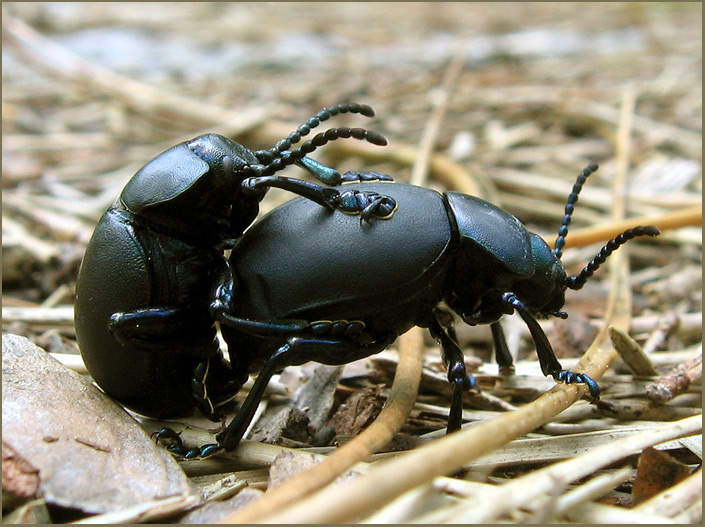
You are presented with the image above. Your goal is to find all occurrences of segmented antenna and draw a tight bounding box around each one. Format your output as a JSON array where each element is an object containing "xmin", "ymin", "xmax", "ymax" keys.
[
  {"xmin": 254, "ymin": 103, "xmax": 376, "ymax": 164},
  {"xmin": 258, "ymin": 127, "xmax": 388, "ymax": 177},
  {"xmin": 565, "ymin": 225, "xmax": 661, "ymax": 290},
  {"xmin": 553, "ymin": 162, "xmax": 600, "ymax": 259}
]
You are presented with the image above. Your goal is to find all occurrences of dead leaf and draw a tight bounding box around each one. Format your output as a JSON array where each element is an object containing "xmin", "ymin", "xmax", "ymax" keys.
[
  {"xmin": 632, "ymin": 446, "xmax": 692, "ymax": 504},
  {"xmin": 2, "ymin": 334, "xmax": 199, "ymax": 515}
]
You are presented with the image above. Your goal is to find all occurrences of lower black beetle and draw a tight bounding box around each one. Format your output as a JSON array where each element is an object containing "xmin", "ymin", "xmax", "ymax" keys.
[
  {"xmin": 162, "ymin": 162, "xmax": 659, "ymax": 457},
  {"xmin": 74, "ymin": 103, "xmax": 397, "ymax": 421}
]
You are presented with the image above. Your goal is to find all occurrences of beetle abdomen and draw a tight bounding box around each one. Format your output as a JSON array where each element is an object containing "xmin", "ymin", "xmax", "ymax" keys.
[{"xmin": 228, "ymin": 183, "xmax": 454, "ymax": 325}]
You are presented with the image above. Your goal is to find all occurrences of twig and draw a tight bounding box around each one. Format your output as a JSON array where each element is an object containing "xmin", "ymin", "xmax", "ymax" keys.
[
  {"xmin": 647, "ymin": 347, "xmax": 702, "ymax": 404},
  {"xmin": 558, "ymin": 205, "xmax": 702, "ymax": 250},
  {"xmin": 434, "ymin": 414, "xmax": 701, "ymax": 523},
  {"xmin": 409, "ymin": 46, "xmax": 465, "ymax": 186}
]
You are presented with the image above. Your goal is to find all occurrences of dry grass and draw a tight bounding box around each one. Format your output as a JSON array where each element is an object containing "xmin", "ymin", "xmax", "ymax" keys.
[{"xmin": 2, "ymin": 3, "xmax": 701, "ymax": 524}]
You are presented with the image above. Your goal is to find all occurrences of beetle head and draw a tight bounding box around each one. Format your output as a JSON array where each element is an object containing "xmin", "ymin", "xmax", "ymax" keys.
[
  {"xmin": 511, "ymin": 233, "xmax": 569, "ymax": 319},
  {"xmin": 450, "ymin": 163, "xmax": 660, "ymax": 326},
  {"xmin": 188, "ymin": 134, "xmax": 259, "ymax": 185}
]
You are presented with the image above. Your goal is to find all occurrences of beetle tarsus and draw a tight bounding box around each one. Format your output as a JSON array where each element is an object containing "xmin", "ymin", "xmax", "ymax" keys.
[
  {"xmin": 554, "ymin": 370, "xmax": 601, "ymax": 401},
  {"xmin": 334, "ymin": 189, "xmax": 398, "ymax": 222},
  {"xmin": 298, "ymin": 156, "xmax": 394, "ymax": 186},
  {"xmin": 152, "ymin": 427, "xmax": 223, "ymax": 459}
]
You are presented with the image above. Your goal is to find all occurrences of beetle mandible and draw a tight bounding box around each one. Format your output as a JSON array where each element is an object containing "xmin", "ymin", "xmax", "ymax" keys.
[
  {"xmin": 161, "ymin": 162, "xmax": 659, "ymax": 457},
  {"xmin": 74, "ymin": 103, "xmax": 398, "ymax": 422}
]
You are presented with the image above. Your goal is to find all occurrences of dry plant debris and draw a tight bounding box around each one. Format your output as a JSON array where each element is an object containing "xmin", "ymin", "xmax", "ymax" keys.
[{"xmin": 2, "ymin": 3, "xmax": 701, "ymax": 524}]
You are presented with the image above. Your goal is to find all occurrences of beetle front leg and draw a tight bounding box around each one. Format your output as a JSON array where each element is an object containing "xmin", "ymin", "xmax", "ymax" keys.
[
  {"xmin": 241, "ymin": 175, "xmax": 397, "ymax": 222},
  {"xmin": 430, "ymin": 308, "xmax": 477, "ymax": 434},
  {"xmin": 501, "ymin": 293, "xmax": 600, "ymax": 401},
  {"xmin": 298, "ymin": 156, "xmax": 393, "ymax": 185}
]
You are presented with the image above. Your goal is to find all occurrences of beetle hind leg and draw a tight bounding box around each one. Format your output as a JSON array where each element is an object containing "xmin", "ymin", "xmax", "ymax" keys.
[{"xmin": 216, "ymin": 335, "xmax": 394, "ymax": 451}]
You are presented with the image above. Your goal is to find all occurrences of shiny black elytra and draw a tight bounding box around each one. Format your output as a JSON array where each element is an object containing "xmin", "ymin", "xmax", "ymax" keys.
[
  {"xmin": 163, "ymin": 162, "xmax": 658, "ymax": 458},
  {"xmin": 74, "ymin": 103, "xmax": 398, "ymax": 421}
]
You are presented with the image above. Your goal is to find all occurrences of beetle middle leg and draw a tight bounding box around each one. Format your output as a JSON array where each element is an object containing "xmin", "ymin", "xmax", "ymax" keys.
[
  {"xmin": 430, "ymin": 307, "xmax": 477, "ymax": 434},
  {"xmin": 490, "ymin": 321, "xmax": 516, "ymax": 375},
  {"xmin": 108, "ymin": 307, "xmax": 215, "ymax": 350},
  {"xmin": 110, "ymin": 308, "xmax": 244, "ymax": 419}
]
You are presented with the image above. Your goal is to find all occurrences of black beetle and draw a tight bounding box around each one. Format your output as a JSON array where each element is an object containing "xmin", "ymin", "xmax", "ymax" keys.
[
  {"xmin": 161, "ymin": 162, "xmax": 659, "ymax": 457},
  {"xmin": 74, "ymin": 103, "xmax": 398, "ymax": 421}
]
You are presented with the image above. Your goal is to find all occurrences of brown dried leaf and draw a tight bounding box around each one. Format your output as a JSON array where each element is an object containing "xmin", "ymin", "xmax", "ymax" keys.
[
  {"xmin": 1, "ymin": 334, "xmax": 198, "ymax": 515},
  {"xmin": 632, "ymin": 446, "xmax": 692, "ymax": 505},
  {"xmin": 2, "ymin": 440, "xmax": 41, "ymax": 501}
]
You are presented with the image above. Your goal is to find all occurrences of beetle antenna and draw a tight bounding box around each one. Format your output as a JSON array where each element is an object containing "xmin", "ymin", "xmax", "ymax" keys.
[
  {"xmin": 565, "ymin": 225, "xmax": 660, "ymax": 290},
  {"xmin": 259, "ymin": 127, "xmax": 388, "ymax": 176},
  {"xmin": 255, "ymin": 103, "xmax": 376, "ymax": 164},
  {"xmin": 553, "ymin": 162, "xmax": 599, "ymax": 259}
]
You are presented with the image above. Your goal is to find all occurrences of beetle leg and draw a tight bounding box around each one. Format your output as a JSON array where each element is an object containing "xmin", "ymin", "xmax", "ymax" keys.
[
  {"xmin": 430, "ymin": 307, "xmax": 477, "ymax": 434},
  {"xmin": 297, "ymin": 156, "xmax": 394, "ymax": 185},
  {"xmin": 296, "ymin": 156, "xmax": 344, "ymax": 185},
  {"xmin": 152, "ymin": 427, "xmax": 222, "ymax": 459},
  {"xmin": 208, "ymin": 261, "xmax": 309, "ymax": 336},
  {"xmin": 501, "ymin": 293, "xmax": 600, "ymax": 401},
  {"xmin": 335, "ymin": 190, "xmax": 398, "ymax": 222},
  {"xmin": 241, "ymin": 175, "xmax": 397, "ymax": 221},
  {"xmin": 215, "ymin": 311, "xmax": 309, "ymax": 336},
  {"xmin": 215, "ymin": 341, "xmax": 292, "ymax": 451},
  {"xmin": 490, "ymin": 321, "xmax": 515, "ymax": 375},
  {"xmin": 339, "ymin": 171, "xmax": 394, "ymax": 183},
  {"xmin": 216, "ymin": 336, "xmax": 393, "ymax": 451},
  {"xmin": 241, "ymin": 175, "xmax": 340, "ymax": 210},
  {"xmin": 108, "ymin": 308, "xmax": 217, "ymax": 356}
]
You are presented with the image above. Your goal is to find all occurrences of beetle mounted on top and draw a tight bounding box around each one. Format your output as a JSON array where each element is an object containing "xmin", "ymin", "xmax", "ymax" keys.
[{"xmin": 74, "ymin": 103, "xmax": 397, "ymax": 422}]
